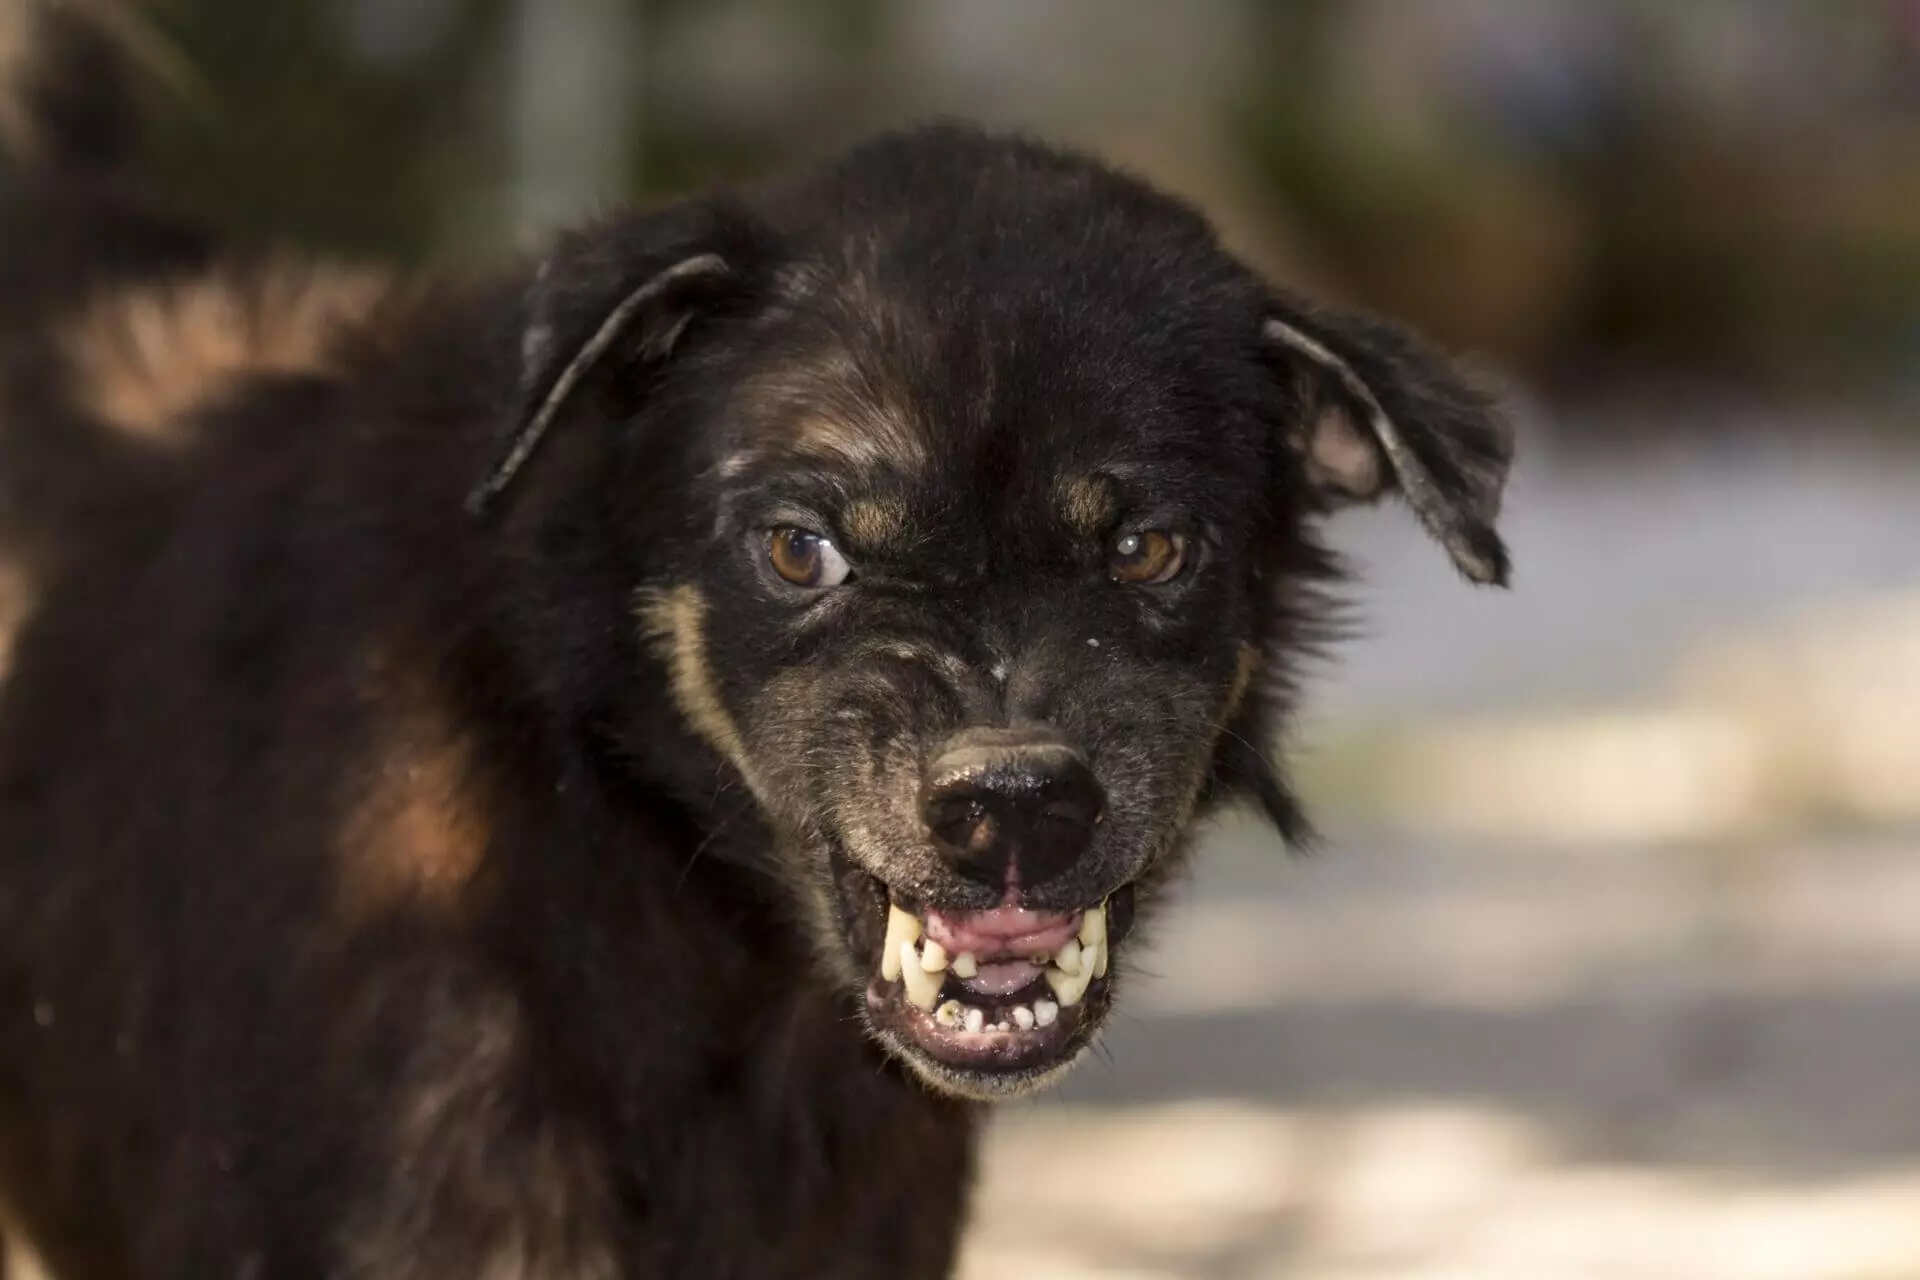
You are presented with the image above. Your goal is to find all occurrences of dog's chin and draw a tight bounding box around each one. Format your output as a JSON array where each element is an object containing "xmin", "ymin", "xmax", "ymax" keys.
[{"xmin": 839, "ymin": 869, "xmax": 1135, "ymax": 1102}]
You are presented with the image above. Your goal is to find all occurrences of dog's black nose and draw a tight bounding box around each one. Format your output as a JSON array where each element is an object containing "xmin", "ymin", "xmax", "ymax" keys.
[{"xmin": 921, "ymin": 727, "xmax": 1104, "ymax": 888}]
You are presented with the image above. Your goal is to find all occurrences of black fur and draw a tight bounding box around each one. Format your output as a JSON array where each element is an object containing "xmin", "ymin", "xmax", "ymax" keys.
[{"xmin": 0, "ymin": 15, "xmax": 1511, "ymax": 1278}]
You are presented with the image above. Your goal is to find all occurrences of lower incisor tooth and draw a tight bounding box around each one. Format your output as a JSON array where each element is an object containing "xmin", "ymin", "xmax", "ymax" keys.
[
  {"xmin": 935, "ymin": 1000, "xmax": 965, "ymax": 1028},
  {"xmin": 900, "ymin": 941, "xmax": 943, "ymax": 1010},
  {"xmin": 963, "ymin": 1007, "xmax": 985, "ymax": 1034},
  {"xmin": 1012, "ymin": 1005, "xmax": 1035, "ymax": 1030},
  {"xmin": 1033, "ymin": 998, "xmax": 1059, "ymax": 1027}
]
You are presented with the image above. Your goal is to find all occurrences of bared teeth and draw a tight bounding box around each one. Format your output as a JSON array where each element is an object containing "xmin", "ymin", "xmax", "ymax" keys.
[
  {"xmin": 1045, "ymin": 958, "xmax": 1094, "ymax": 1007},
  {"xmin": 1078, "ymin": 902, "xmax": 1106, "ymax": 948},
  {"xmin": 893, "ymin": 901, "xmax": 1112, "ymax": 1023},
  {"xmin": 1044, "ymin": 902, "xmax": 1108, "ymax": 1007},
  {"xmin": 880, "ymin": 905, "xmax": 922, "ymax": 983},
  {"xmin": 900, "ymin": 940, "xmax": 944, "ymax": 1011}
]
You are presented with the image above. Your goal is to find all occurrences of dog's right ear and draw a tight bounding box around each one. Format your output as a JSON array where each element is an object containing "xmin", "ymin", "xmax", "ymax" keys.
[{"xmin": 466, "ymin": 210, "xmax": 753, "ymax": 518}]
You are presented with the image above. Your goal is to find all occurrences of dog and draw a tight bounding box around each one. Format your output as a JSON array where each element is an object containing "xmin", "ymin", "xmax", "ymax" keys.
[{"xmin": 0, "ymin": 5, "xmax": 1512, "ymax": 1276}]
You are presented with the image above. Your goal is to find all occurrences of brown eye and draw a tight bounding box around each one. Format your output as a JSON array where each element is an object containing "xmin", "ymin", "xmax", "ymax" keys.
[
  {"xmin": 767, "ymin": 527, "xmax": 851, "ymax": 588},
  {"xmin": 1108, "ymin": 530, "xmax": 1186, "ymax": 585}
]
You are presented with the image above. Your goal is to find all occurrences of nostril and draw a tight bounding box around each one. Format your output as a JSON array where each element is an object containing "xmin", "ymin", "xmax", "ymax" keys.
[
  {"xmin": 926, "ymin": 795, "xmax": 997, "ymax": 857},
  {"xmin": 921, "ymin": 733, "xmax": 1106, "ymax": 887}
]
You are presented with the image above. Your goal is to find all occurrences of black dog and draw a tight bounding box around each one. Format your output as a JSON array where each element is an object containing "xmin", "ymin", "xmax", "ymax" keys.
[{"xmin": 0, "ymin": 7, "xmax": 1511, "ymax": 1277}]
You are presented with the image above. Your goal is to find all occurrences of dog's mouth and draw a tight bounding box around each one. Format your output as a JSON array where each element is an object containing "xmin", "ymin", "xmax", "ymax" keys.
[{"xmin": 857, "ymin": 881, "xmax": 1134, "ymax": 1097}]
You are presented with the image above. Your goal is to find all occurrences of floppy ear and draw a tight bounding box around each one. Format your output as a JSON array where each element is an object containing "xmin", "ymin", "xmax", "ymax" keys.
[
  {"xmin": 1265, "ymin": 301, "xmax": 1514, "ymax": 586},
  {"xmin": 466, "ymin": 216, "xmax": 742, "ymax": 517}
]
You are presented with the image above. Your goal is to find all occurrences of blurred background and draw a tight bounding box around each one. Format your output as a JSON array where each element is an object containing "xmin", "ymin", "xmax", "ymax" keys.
[{"xmin": 117, "ymin": 1, "xmax": 1920, "ymax": 1275}]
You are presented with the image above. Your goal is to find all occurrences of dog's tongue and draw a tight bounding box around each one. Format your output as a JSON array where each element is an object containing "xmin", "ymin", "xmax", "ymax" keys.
[{"xmin": 924, "ymin": 905, "xmax": 1079, "ymax": 997}]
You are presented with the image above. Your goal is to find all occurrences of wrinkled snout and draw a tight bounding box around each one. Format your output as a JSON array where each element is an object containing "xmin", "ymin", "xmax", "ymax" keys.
[{"xmin": 919, "ymin": 726, "xmax": 1104, "ymax": 889}]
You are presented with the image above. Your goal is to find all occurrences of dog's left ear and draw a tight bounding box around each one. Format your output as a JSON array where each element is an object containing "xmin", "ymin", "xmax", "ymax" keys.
[
  {"xmin": 1264, "ymin": 300, "xmax": 1514, "ymax": 586},
  {"xmin": 466, "ymin": 211, "xmax": 748, "ymax": 517}
]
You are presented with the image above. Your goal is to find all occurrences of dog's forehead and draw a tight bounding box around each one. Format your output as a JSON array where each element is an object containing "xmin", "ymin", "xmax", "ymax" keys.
[{"xmin": 715, "ymin": 262, "xmax": 1241, "ymax": 541}]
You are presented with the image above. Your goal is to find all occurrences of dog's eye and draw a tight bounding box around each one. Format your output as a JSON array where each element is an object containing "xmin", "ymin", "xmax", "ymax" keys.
[
  {"xmin": 1108, "ymin": 530, "xmax": 1186, "ymax": 585},
  {"xmin": 768, "ymin": 527, "xmax": 851, "ymax": 588}
]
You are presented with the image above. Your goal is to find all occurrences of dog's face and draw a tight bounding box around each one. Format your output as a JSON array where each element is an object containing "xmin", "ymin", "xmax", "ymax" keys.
[{"xmin": 486, "ymin": 129, "xmax": 1511, "ymax": 1100}]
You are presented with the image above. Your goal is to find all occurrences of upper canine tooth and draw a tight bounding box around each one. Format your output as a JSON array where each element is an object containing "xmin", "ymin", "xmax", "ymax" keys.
[
  {"xmin": 880, "ymin": 905, "xmax": 922, "ymax": 983},
  {"xmin": 1054, "ymin": 938, "xmax": 1083, "ymax": 976},
  {"xmin": 1079, "ymin": 903, "xmax": 1107, "ymax": 948},
  {"xmin": 1046, "ymin": 957, "xmax": 1095, "ymax": 1008},
  {"xmin": 951, "ymin": 951, "xmax": 978, "ymax": 979},
  {"xmin": 920, "ymin": 940, "xmax": 949, "ymax": 972},
  {"xmin": 900, "ymin": 941, "xmax": 943, "ymax": 1010}
]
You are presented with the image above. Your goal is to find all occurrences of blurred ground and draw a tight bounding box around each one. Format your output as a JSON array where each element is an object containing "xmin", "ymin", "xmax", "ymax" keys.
[{"xmin": 962, "ymin": 422, "xmax": 1920, "ymax": 1280}]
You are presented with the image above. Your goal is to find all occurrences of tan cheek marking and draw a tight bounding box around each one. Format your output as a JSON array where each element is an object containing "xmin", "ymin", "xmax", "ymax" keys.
[
  {"xmin": 59, "ymin": 258, "xmax": 391, "ymax": 443},
  {"xmin": 636, "ymin": 584, "xmax": 763, "ymax": 795},
  {"xmin": 338, "ymin": 704, "xmax": 487, "ymax": 919},
  {"xmin": 1155, "ymin": 644, "xmax": 1266, "ymax": 841},
  {"xmin": 1053, "ymin": 474, "xmax": 1117, "ymax": 541},
  {"xmin": 0, "ymin": 556, "xmax": 37, "ymax": 679},
  {"xmin": 1221, "ymin": 642, "xmax": 1262, "ymax": 725}
]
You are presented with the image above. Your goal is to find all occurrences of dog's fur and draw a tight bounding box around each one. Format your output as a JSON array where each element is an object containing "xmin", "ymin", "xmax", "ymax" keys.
[{"xmin": 0, "ymin": 6, "xmax": 1512, "ymax": 1277}]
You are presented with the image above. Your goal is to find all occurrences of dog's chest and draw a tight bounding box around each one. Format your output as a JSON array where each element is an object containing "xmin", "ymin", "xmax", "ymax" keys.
[{"xmin": 603, "ymin": 980, "xmax": 978, "ymax": 1276}]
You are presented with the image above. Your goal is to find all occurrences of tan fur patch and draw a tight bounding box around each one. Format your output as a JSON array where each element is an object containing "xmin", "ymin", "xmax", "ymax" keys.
[
  {"xmin": 0, "ymin": 1194, "xmax": 52, "ymax": 1280},
  {"xmin": 61, "ymin": 258, "xmax": 391, "ymax": 442},
  {"xmin": 636, "ymin": 584, "xmax": 763, "ymax": 795},
  {"xmin": 1053, "ymin": 474, "xmax": 1117, "ymax": 540},
  {"xmin": 0, "ymin": 556, "xmax": 37, "ymax": 681},
  {"xmin": 789, "ymin": 404, "xmax": 928, "ymax": 474},
  {"xmin": 734, "ymin": 341, "xmax": 932, "ymax": 478},
  {"xmin": 1221, "ymin": 642, "xmax": 1262, "ymax": 724},
  {"xmin": 338, "ymin": 689, "xmax": 487, "ymax": 918},
  {"xmin": 840, "ymin": 494, "xmax": 911, "ymax": 553},
  {"xmin": 0, "ymin": 0, "xmax": 28, "ymax": 163},
  {"xmin": 341, "ymin": 989, "xmax": 620, "ymax": 1280}
]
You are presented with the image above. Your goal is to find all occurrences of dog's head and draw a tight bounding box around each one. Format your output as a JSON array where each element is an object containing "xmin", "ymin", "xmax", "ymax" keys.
[{"xmin": 478, "ymin": 127, "xmax": 1511, "ymax": 1100}]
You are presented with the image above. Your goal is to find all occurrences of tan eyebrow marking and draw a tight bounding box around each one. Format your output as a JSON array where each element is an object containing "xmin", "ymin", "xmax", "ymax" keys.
[
  {"xmin": 839, "ymin": 495, "xmax": 912, "ymax": 554},
  {"xmin": 1052, "ymin": 474, "xmax": 1118, "ymax": 540}
]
